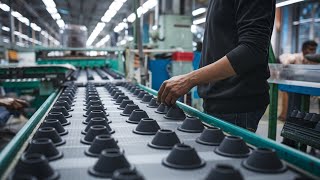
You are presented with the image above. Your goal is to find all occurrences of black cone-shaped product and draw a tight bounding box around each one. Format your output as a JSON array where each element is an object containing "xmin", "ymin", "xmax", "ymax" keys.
[
  {"xmin": 84, "ymin": 95, "xmax": 100, "ymax": 104},
  {"xmin": 155, "ymin": 104, "xmax": 170, "ymax": 114},
  {"xmin": 25, "ymin": 138, "xmax": 63, "ymax": 161},
  {"xmin": 137, "ymin": 92, "xmax": 148, "ymax": 99},
  {"xmin": 115, "ymin": 95, "xmax": 129, "ymax": 105},
  {"xmin": 86, "ymin": 92, "xmax": 99, "ymax": 97},
  {"xmin": 108, "ymin": 87, "xmax": 119, "ymax": 94},
  {"xmin": 112, "ymin": 92, "xmax": 125, "ymax": 101},
  {"xmin": 84, "ymin": 105, "xmax": 107, "ymax": 117},
  {"xmin": 89, "ymin": 149, "xmax": 131, "ymax": 178},
  {"xmin": 110, "ymin": 89, "xmax": 122, "ymax": 97},
  {"xmin": 303, "ymin": 113, "xmax": 314, "ymax": 121},
  {"xmin": 133, "ymin": 89, "xmax": 143, "ymax": 96},
  {"xmin": 81, "ymin": 125, "xmax": 111, "ymax": 145},
  {"xmin": 121, "ymin": 104, "xmax": 140, "ymax": 116},
  {"xmin": 82, "ymin": 117, "xmax": 114, "ymax": 135},
  {"xmin": 46, "ymin": 112, "xmax": 70, "ymax": 126},
  {"xmin": 296, "ymin": 111, "xmax": 306, "ymax": 119},
  {"xmin": 50, "ymin": 106, "xmax": 71, "ymax": 118},
  {"xmin": 164, "ymin": 105, "xmax": 186, "ymax": 120},
  {"xmin": 162, "ymin": 143, "xmax": 205, "ymax": 169},
  {"xmin": 204, "ymin": 164, "xmax": 244, "ymax": 180},
  {"xmin": 58, "ymin": 96, "xmax": 73, "ymax": 106},
  {"xmin": 242, "ymin": 148, "xmax": 287, "ymax": 173},
  {"xmin": 141, "ymin": 94, "xmax": 153, "ymax": 103},
  {"xmin": 61, "ymin": 92, "xmax": 75, "ymax": 101},
  {"xmin": 41, "ymin": 119, "xmax": 68, "ymax": 136},
  {"xmin": 130, "ymin": 87, "xmax": 138, "ymax": 93},
  {"xmin": 64, "ymin": 89, "xmax": 75, "ymax": 96},
  {"xmin": 33, "ymin": 127, "xmax": 66, "ymax": 146},
  {"xmin": 147, "ymin": 98, "xmax": 159, "ymax": 108},
  {"xmin": 178, "ymin": 116, "xmax": 204, "ymax": 133},
  {"xmin": 85, "ymin": 100, "xmax": 105, "ymax": 111},
  {"xmin": 84, "ymin": 110, "xmax": 110, "ymax": 124},
  {"xmin": 126, "ymin": 109, "xmax": 149, "ymax": 124},
  {"xmin": 311, "ymin": 114, "xmax": 320, "ymax": 122},
  {"xmin": 118, "ymin": 100, "xmax": 134, "ymax": 110},
  {"xmin": 112, "ymin": 168, "xmax": 144, "ymax": 180},
  {"xmin": 196, "ymin": 127, "xmax": 225, "ymax": 146},
  {"xmin": 133, "ymin": 118, "xmax": 160, "ymax": 135},
  {"xmin": 12, "ymin": 153, "xmax": 59, "ymax": 180},
  {"xmin": 290, "ymin": 110, "xmax": 299, "ymax": 118},
  {"xmin": 215, "ymin": 136, "xmax": 251, "ymax": 158},
  {"xmin": 85, "ymin": 135, "xmax": 119, "ymax": 157},
  {"xmin": 148, "ymin": 129, "xmax": 180, "ymax": 149},
  {"xmin": 55, "ymin": 100, "xmax": 72, "ymax": 111}
]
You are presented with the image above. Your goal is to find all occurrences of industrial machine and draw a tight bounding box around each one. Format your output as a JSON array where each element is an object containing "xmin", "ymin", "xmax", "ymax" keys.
[{"xmin": 0, "ymin": 69, "xmax": 319, "ymax": 180}]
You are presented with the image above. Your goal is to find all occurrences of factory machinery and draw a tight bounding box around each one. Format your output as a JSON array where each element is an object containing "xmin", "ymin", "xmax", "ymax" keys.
[{"xmin": 0, "ymin": 69, "xmax": 319, "ymax": 180}]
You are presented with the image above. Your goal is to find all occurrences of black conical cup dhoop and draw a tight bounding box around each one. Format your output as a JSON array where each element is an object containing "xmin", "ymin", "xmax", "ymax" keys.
[
  {"xmin": 137, "ymin": 92, "xmax": 148, "ymax": 100},
  {"xmin": 155, "ymin": 104, "xmax": 170, "ymax": 114},
  {"xmin": 50, "ymin": 106, "xmax": 71, "ymax": 118},
  {"xmin": 41, "ymin": 119, "xmax": 68, "ymax": 136},
  {"xmin": 164, "ymin": 105, "xmax": 186, "ymax": 120},
  {"xmin": 121, "ymin": 104, "xmax": 140, "ymax": 116},
  {"xmin": 133, "ymin": 89, "xmax": 143, "ymax": 96},
  {"xmin": 311, "ymin": 114, "xmax": 320, "ymax": 122},
  {"xmin": 11, "ymin": 153, "xmax": 59, "ymax": 180},
  {"xmin": 242, "ymin": 148, "xmax": 287, "ymax": 173},
  {"xmin": 118, "ymin": 100, "xmax": 134, "ymax": 110},
  {"xmin": 147, "ymin": 98, "xmax": 159, "ymax": 108},
  {"xmin": 84, "ymin": 110, "xmax": 110, "ymax": 124},
  {"xmin": 126, "ymin": 109, "xmax": 149, "ymax": 124},
  {"xmin": 130, "ymin": 87, "xmax": 138, "ymax": 93},
  {"xmin": 115, "ymin": 95, "xmax": 129, "ymax": 105},
  {"xmin": 89, "ymin": 149, "xmax": 131, "ymax": 178},
  {"xmin": 110, "ymin": 89, "xmax": 122, "ymax": 97},
  {"xmin": 303, "ymin": 113, "xmax": 314, "ymax": 121},
  {"xmin": 214, "ymin": 136, "xmax": 251, "ymax": 158},
  {"xmin": 112, "ymin": 168, "xmax": 145, "ymax": 180},
  {"xmin": 84, "ymin": 105, "xmax": 107, "ymax": 117},
  {"xmin": 55, "ymin": 100, "xmax": 73, "ymax": 111},
  {"xmin": 33, "ymin": 127, "xmax": 66, "ymax": 146},
  {"xmin": 46, "ymin": 112, "xmax": 70, "ymax": 126},
  {"xmin": 290, "ymin": 110, "xmax": 299, "ymax": 118},
  {"xmin": 61, "ymin": 93, "xmax": 75, "ymax": 101},
  {"xmin": 178, "ymin": 116, "xmax": 204, "ymax": 133},
  {"xmin": 204, "ymin": 164, "xmax": 244, "ymax": 180},
  {"xmin": 25, "ymin": 138, "xmax": 63, "ymax": 161},
  {"xmin": 133, "ymin": 118, "xmax": 160, "ymax": 135},
  {"xmin": 141, "ymin": 94, "xmax": 153, "ymax": 103},
  {"xmin": 85, "ymin": 135, "xmax": 119, "ymax": 157},
  {"xmin": 81, "ymin": 125, "xmax": 111, "ymax": 145},
  {"xmin": 112, "ymin": 92, "xmax": 125, "ymax": 101},
  {"xmin": 148, "ymin": 129, "xmax": 180, "ymax": 149},
  {"xmin": 82, "ymin": 117, "xmax": 114, "ymax": 135},
  {"xmin": 296, "ymin": 111, "xmax": 306, "ymax": 119},
  {"xmin": 85, "ymin": 100, "xmax": 105, "ymax": 111},
  {"xmin": 84, "ymin": 95, "xmax": 100, "ymax": 104},
  {"xmin": 162, "ymin": 143, "xmax": 205, "ymax": 169},
  {"xmin": 196, "ymin": 127, "xmax": 225, "ymax": 146},
  {"xmin": 108, "ymin": 87, "xmax": 119, "ymax": 94},
  {"xmin": 58, "ymin": 96, "xmax": 73, "ymax": 106}
]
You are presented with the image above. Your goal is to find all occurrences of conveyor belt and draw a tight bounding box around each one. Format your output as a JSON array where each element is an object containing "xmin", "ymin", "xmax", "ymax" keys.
[{"xmin": 5, "ymin": 83, "xmax": 307, "ymax": 180}]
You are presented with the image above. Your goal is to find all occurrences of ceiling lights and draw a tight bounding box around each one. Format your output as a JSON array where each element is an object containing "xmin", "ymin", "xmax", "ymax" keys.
[
  {"xmin": 0, "ymin": 2, "xmax": 10, "ymax": 11},
  {"xmin": 95, "ymin": 35, "xmax": 111, "ymax": 47},
  {"xmin": 41, "ymin": 0, "xmax": 65, "ymax": 28},
  {"xmin": 276, "ymin": 0, "xmax": 304, "ymax": 7},
  {"xmin": 192, "ymin": 8, "xmax": 206, "ymax": 16},
  {"xmin": 86, "ymin": 0, "xmax": 127, "ymax": 46}
]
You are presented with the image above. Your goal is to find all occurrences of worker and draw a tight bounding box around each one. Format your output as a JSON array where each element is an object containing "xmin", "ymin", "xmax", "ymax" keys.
[
  {"xmin": 278, "ymin": 40, "xmax": 318, "ymax": 121},
  {"xmin": 158, "ymin": 0, "xmax": 275, "ymax": 132},
  {"xmin": 0, "ymin": 97, "xmax": 28, "ymax": 126}
]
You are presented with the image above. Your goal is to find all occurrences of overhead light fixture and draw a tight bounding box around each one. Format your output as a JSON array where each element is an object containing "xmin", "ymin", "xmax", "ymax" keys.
[
  {"xmin": 193, "ymin": 18, "xmax": 206, "ymax": 25},
  {"xmin": 276, "ymin": 0, "xmax": 304, "ymax": 8},
  {"xmin": 56, "ymin": 19, "xmax": 65, "ymax": 28},
  {"xmin": 0, "ymin": 3, "xmax": 10, "ymax": 12},
  {"xmin": 51, "ymin": 13, "xmax": 61, "ymax": 20},
  {"xmin": 2, "ymin": 26, "xmax": 10, "ymax": 32},
  {"xmin": 42, "ymin": 0, "xmax": 56, "ymax": 8},
  {"xmin": 12, "ymin": 11, "xmax": 22, "ymax": 18},
  {"xmin": 42, "ymin": 0, "xmax": 65, "ymax": 29},
  {"xmin": 95, "ymin": 35, "xmax": 110, "ymax": 47},
  {"xmin": 46, "ymin": 7, "xmax": 57, "ymax": 14},
  {"xmin": 127, "ymin": 13, "xmax": 136, "ymax": 23},
  {"xmin": 192, "ymin": 8, "xmax": 206, "ymax": 16},
  {"xmin": 31, "ymin": 23, "xmax": 42, "ymax": 31}
]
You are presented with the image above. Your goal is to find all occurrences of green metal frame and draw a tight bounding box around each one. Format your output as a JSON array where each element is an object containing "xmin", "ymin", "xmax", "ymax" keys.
[
  {"xmin": 139, "ymin": 84, "xmax": 320, "ymax": 178},
  {"xmin": 0, "ymin": 90, "xmax": 60, "ymax": 178},
  {"xmin": 268, "ymin": 45, "xmax": 278, "ymax": 140}
]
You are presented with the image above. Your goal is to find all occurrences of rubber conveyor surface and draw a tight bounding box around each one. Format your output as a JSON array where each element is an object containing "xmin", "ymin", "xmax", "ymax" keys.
[{"xmin": 13, "ymin": 86, "xmax": 302, "ymax": 179}]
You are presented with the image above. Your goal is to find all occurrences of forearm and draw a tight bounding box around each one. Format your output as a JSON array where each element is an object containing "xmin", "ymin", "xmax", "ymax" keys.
[{"xmin": 187, "ymin": 56, "xmax": 236, "ymax": 86}]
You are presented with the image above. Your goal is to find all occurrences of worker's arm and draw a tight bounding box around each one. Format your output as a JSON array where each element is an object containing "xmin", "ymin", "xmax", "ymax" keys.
[
  {"xmin": 0, "ymin": 98, "xmax": 29, "ymax": 110},
  {"xmin": 158, "ymin": 0, "xmax": 275, "ymax": 105}
]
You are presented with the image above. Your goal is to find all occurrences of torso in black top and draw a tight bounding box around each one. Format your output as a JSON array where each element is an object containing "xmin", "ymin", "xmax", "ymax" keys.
[{"xmin": 198, "ymin": 0, "xmax": 275, "ymax": 113}]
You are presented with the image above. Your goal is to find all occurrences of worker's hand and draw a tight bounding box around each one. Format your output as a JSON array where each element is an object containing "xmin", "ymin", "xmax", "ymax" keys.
[
  {"xmin": 0, "ymin": 98, "xmax": 29, "ymax": 110},
  {"xmin": 157, "ymin": 74, "xmax": 195, "ymax": 106}
]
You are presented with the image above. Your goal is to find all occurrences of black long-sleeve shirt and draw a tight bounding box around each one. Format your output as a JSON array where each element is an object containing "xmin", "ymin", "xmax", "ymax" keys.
[{"xmin": 198, "ymin": 0, "xmax": 275, "ymax": 113}]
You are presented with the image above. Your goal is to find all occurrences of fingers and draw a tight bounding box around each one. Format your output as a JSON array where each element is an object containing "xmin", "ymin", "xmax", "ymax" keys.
[
  {"xmin": 157, "ymin": 81, "xmax": 166, "ymax": 103},
  {"xmin": 161, "ymin": 86, "xmax": 170, "ymax": 105},
  {"xmin": 15, "ymin": 99, "xmax": 29, "ymax": 107}
]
